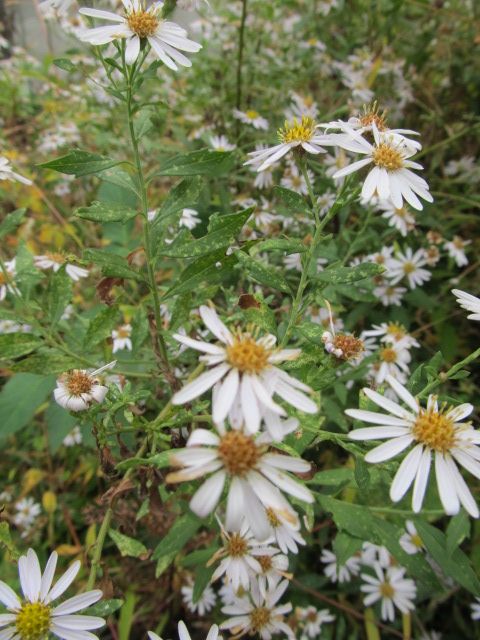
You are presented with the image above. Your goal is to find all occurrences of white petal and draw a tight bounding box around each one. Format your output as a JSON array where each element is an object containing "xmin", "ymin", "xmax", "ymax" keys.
[
  {"xmin": 172, "ymin": 363, "xmax": 230, "ymax": 404},
  {"xmin": 390, "ymin": 444, "xmax": 423, "ymax": 502},
  {"xmin": 40, "ymin": 552, "xmax": 58, "ymax": 602},
  {"xmin": 50, "ymin": 615, "xmax": 105, "ymax": 631},
  {"xmin": 435, "ymin": 454, "xmax": 460, "ymax": 515},
  {"xmin": 365, "ymin": 435, "xmax": 414, "ymax": 463},
  {"xmin": 412, "ymin": 448, "xmax": 431, "ymax": 512},
  {"xmin": 47, "ymin": 561, "xmax": 81, "ymax": 603},
  {"xmin": 199, "ymin": 306, "xmax": 233, "ymax": 344},
  {"xmin": 212, "ymin": 368, "xmax": 239, "ymax": 424},
  {"xmin": 0, "ymin": 582, "xmax": 20, "ymax": 610},
  {"xmin": 189, "ymin": 471, "xmax": 226, "ymax": 517},
  {"xmin": 348, "ymin": 426, "xmax": 410, "ymax": 440},
  {"xmin": 385, "ymin": 376, "xmax": 419, "ymax": 413},
  {"xmin": 241, "ymin": 375, "xmax": 261, "ymax": 433},
  {"xmin": 52, "ymin": 591, "xmax": 102, "ymax": 616},
  {"xmin": 125, "ymin": 35, "xmax": 140, "ymax": 64}
]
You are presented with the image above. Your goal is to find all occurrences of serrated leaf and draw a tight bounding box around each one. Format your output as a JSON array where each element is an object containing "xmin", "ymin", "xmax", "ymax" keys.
[
  {"xmin": 0, "ymin": 334, "xmax": 42, "ymax": 359},
  {"xmin": 235, "ymin": 250, "xmax": 291, "ymax": 293},
  {"xmin": 0, "ymin": 209, "xmax": 26, "ymax": 240},
  {"xmin": 39, "ymin": 150, "xmax": 120, "ymax": 177},
  {"xmin": 109, "ymin": 529, "xmax": 148, "ymax": 558},
  {"xmin": 273, "ymin": 186, "xmax": 311, "ymax": 215},
  {"xmin": 74, "ymin": 201, "xmax": 137, "ymax": 223},
  {"xmin": 159, "ymin": 209, "xmax": 252, "ymax": 258},
  {"xmin": 163, "ymin": 249, "xmax": 237, "ymax": 300},
  {"xmin": 158, "ymin": 149, "xmax": 236, "ymax": 177}
]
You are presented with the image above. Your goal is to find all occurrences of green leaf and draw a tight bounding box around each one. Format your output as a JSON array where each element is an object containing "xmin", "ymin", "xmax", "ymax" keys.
[
  {"xmin": 297, "ymin": 322, "xmax": 328, "ymax": 346},
  {"xmin": 39, "ymin": 150, "xmax": 120, "ymax": 177},
  {"xmin": 354, "ymin": 457, "xmax": 370, "ymax": 491},
  {"xmin": 115, "ymin": 450, "xmax": 171, "ymax": 472},
  {"xmin": 109, "ymin": 530, "xmax": 148, "ymax": 558},
  {"xmin": 309, "ymin": 469, "xmax": 354, "ymax": 486},
  {"xmin": 152, "ymin": 177, "xmax": 204, "ymax": 224},
  {"xmin": 0, "ymin": 334, "xmax": 42, "ymax": 360},
  {"xmin": 0, "ymin": 522, "xmax": 21, "ymax": 560},
  {"xmin": 11, "ymin": 352, "xmax": 80, "ymax": 375},
  {"xmin": 250, "ymin": 238, "xmax": 308, "ymax": 255},
  {"xmin": 46, "ymin": 267, "xmax": 72, "ymax": 327},
  {"xmin": 415, "ymin": 519, "xmax": 480, "ymax": 595},
  {"xmin": 84, "ymin": 307, "xmax": 118, "ymax": 347},
  {"xmin": 193, "ymin": 563, "xmax": 216, "ymax": 603},
  {"xmin": 316, "ymin": 262, "xmax": 384, "ymax": 285},
  {"xmin": 74, "ymin": 201, "xmax": 137, "ymax": 223},
  {"xmin": 134, "ymin": 109, "xmax": 154, "ymax": 140},
  {"xmin": 446, "ymin": 511, "xmax": 471, "ymax": 554},
  {"xmin": 273, "ymin": 186, "xmax": 311, "ymax": 215},
  {"xmin": 0, "ymin": 374, "xmax": 56, "ymax": 440},
  {"xmin": 0, "ymin": 208, "xmax": 26, "ymax": 240},
  {"xmin": 83, "ymin": 249, "xmax": 144, "ymax": 282},
  {"xmin": 99, "ymin": 167, "xmax": 139, "ymax": 196},
  {"xmin": 333, "ymin": 531, "xmax": 363, "ymax": 566},
  {"xmin": 163, "ymin": 249, "xmax": 237, "ymax": 300},
  {"xmin": 159, "ymin": 209, "xmax": 252, "ymax": 258},
  {"xmin": 152, "ymin": 512, "xmax": 202, "ymax": 561},
  {"xmin": 46, "ymin": 403, "xmax": 77, "ymax": 454},
  {"xmin": 158, "ymin": 149, "xmax": 236, "ymax": 177},
  {"xmin": 53, "ymin": 58, "xmax": 76, "ymax": 72},
  {"xmin": 235, "ymin": 250, "xmax": 291, "ymax": 294}
]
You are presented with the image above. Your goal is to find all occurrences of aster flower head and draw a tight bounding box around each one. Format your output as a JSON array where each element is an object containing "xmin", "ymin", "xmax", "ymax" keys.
[
  {"xmin": 296, "ymin": 606, "xmax": 335, "ymax": 639},
  {"xmin": 78, "ymin": 0, "xmax": 202, "ymax": 71},
  {"xmin": 265, "ymin": 506, "xmax": 306, "ymax": 555},
  {"xmin": 320, "ymin": 549, "xmax": 361, "ymax": 583},
  {"xmin": 166, "ymin": 423, "xmax": 313, "ymax": 541},
  {"xmin": 148, "ymin": 621, "xmax": 219, "ymax": 640},
  {"xmin": 347, "ymin": 375, "xmax": 480, "ymax": 517},
  {"xmin": 387, "ymin": 247, "xmax": 431, "ymax": 289},
  {"xmin": 0, "ymin": 259, "xmax": 19, "ymax": 301},
  {"xmin": 327, "ymin": 124, "xmax": 432, "ymax": 211},
  {"xmin": 233, "ymin": 109, "xmax": 269, "ymax": 130},
  {"xmin": 244, "ymin": 115, "xmax": 328, "ymax": 172},
  {"xmin": 54, "ymin": 361, "xmax": 116, "ymax": 412},
  {"xmin": 0, "ymin": 548, "xmax": 104, "ymax": 640},
  {"xmin": 34, "ymin": 254, "xmax": 89, "ymax": 282},
  {"xmin": 399, "ymin": 520, "xmax": 424, "ymax": 555},
  {"xmin": 361, "ymin": 564, "xmax": 416, "ymax": 621},
  {"xmin": 220, "ymin": 579, "xmax": 294, "ymax": 640},
  {"xmin": 112, "ymin": 324, "xmax": 132, "ymax": 353},
  {"xmin": 181, "ymin": 580, "xmax": 216, "ymax": 616},
  {"xmin": 171, "ymin": 305, "xmax": 318, "ymax": 434}
]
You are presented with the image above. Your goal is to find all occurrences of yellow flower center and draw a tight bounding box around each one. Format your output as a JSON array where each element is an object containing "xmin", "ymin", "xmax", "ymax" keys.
[
  {"xmin": 412, "ymin": 407, "xmax": 456, "ymax": 453},
  {"xmin": 226, "ymin": 533, "xmax": 248, "ymax": 557},
  {"xmin": 127, "ymin": 9, "xmax": 159, "ymax": 38},
  {"xmin": 245, "ymin": 110, "xmax": 259, "ymax": 120},
  {"xmin": 279, "ymin": 116, "xmax": 316, "ymax": 144},
  {"xmin": 379, "ymin": 582, "xmax": 395, "ymax": 599},
  {"xmin": 250, "ymin": 607, "xmax": 271, "ymax": 632},
  {"xmin": 226, "ymin": 336, "xmax": 270, "ymax": 374},
  {"xmin": 46, "ymin": 252, "xmax": 65, "ymax": 264},
  {"xmin": 16, "ymin": 602, "xmax": 51, "ymax": 640},
  {"xmin": 217, "ymin": 431, "xmax": 260, "ymax": 476},
  {"xmin": 379, "ymin": 347, "xmax": 397, "ymax": 363},
  {"xmin": 257, "ymin": 555, "xmax": 273, "ymax": 572},
  {"xmin": 372, "ymin": 143, "xmax": 404, "ymax": 171},
  {"xmin": 65, "ymin": 370, "xmax": 93, "ymax": 396},
  {"xmin": 333, "ymin": 334, "xmax": 365, "ymax": 361},
  {"xmin": 116, "ymin": 326, "xmax": 130, "ymax": 338},
  {"xmin": 402, "ymin": 261, "xmax": 416, "ymax": 275},
  {"xmin": 385, "ymin": 323, "xmax": 407, "ymax": 341},
  {"xmin": 411, "ymin": 533, "xmax": 423, "ymax": 549},
  {"xmin": 453, "ymin": 237, "xmax": 465, "ymax": 249}
]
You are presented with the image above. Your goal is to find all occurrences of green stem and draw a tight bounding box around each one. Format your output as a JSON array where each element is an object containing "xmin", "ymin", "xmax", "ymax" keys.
[
  {"xmin": 419, "ymin": 346, "xmax": 480, "ymax": 398},
  {"xmin": 123, "ymin": 56, "xmax": 171, "ymax": 379},
  {"xmin": 235, "ymin": 0, "xmax": 248, "ymax": 111}
]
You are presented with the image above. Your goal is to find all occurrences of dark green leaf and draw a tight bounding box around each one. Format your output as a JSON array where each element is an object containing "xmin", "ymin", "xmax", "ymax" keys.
[
  {"xmin": 0, "ymin": 209, "xmax": 26, "ymax": 240},
  {"xmin": 84, "ymin": 307, "xmax": 118, "ymax": 347},
  {"xmin": 163, "ymin": 250, "xmax": 237, "ymax": 300},
  {"xmin": 0, "ymin": 374, "xmax": 56, "ymax": 440},
  {"xmin": 46, "ymin": 267, "xmax": 72, "ymax": 327},
  {"xmin": 109, "ymin": 530, "xmax": 149, "ymax": 558},
  {"xmin": 53, "ymin": 58, "xmax": 76, "ymax": 72},
  {"xmin": 89, "ymin": 599, "xmax": 123, "ymax": 617},
  {"xmin": 274, "ymin": 186, "xmax": 311, "ymax": 215},
  {"xmin": 316, "ymin": 262, "xmax": 384, "ymax": 285},
  {"xmin": 83, "ymin": 249, "xmax": 145, "ymax": 282},
  {"xmin": 39, "ymin": 150, "xmax": 120, "ymax": 177},
  {"xmin": 152, "ymin": 512, "xmax": 202, "ymax": 560},
  {"xmin": 250, "ymin": 238, "xmax": 308, "ymax": 255},
  {"xmin": 46, "ymin": 403, "xmax": 77, "ymax": 453},
  {"xmin": 235, "ymin": 250, "xmax": 291, "ymax": 294},
  {"xmin": 0, "ymin": 334, "xmax": 42, "ymax": 360},
  {"xmin": 158, "ymin": 149, "xmax": 236, "ymax": 177}
]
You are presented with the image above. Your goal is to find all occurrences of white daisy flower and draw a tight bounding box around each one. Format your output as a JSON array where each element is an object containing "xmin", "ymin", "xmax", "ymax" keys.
[
  {"xmin": 244, "ymin": 116, "xmax": 327, "ymax": 172},
  {"xmin": 112, "ymin": 324, "xmax": 132, "ymax": 353},
  {"xmin": 0, "ymin": 548, "xmax": 104, "ymax": 640},
  {"xmin": 346, "ymin": 374, "xmax": 480, "ymax": 517},
  {"xmin": 362, "ymin": 322, "xmax": 419, "ymax": 349},
  {"xmin": 171, "ymin": 305, "xmax": 317, "ymax": 434},
  {"xmin": 0, "ymin": 259, "xmax": 19, "ymax": 301},
  {"xmin": 329, "ymin": 125, "xmax": 433, "ymax": 211},
  {"xmin": 296, "ymin": 606, "xmax": 335, "ymax": 638},
  {"xmin": 285, "ymin": 93, "xmax": 319, "ymax": 121},
  {"xmin": 233, "ymin": 109, "xmax": 269, "ymax": 130},
  {"xmin": 265, "ymin": 507, "xmax": 306, "ymax": 555},
  {"xmin": 181, "ymin": 581, "xmax": 216, "ymax": 617},
  {"xmin": 320, "ymin": 549, "xmax": 361, "ymax": 584},
  {"xmin": 373, "ymin": 283, "xmax": 407, "ymax": 307},
  {"xmin": 316, "ymin": 190, "xmax": 336, "ymax": 216},
  {"xmin": 399, "ymin": 520, "xmax": 424, "ymax": 555},
  {"xmin": 280, "ymin": 163, "xmax": 311, "ymax": 196},
  {"xmin": 378, "ymin": 201, "xmax": 416, "ymax": 236},
  {"xmin": 54, "ymin": 362, "xmax": 116, "ymax": 412},
  {"xmin": 371, "ymin": 341, "xmax": 412, "ymax": 384},
  {"xmin": 220, "ymin": 579, "xmax": 294, "ymax": 640},
  {"xmin": 13, "ymin": 498, "xmax": 42, "ymax": 531},
  {"xmin": 444, "ymin": 236, "xmax": 471, "ymax": 267},
  {"xmin": 361, "ymin": 564, "xmax": 416, "ymax": 622},
  {"xmin": 148, "ymin": 621, "xmax": 219, "ymax": 640},
  {"xmin": 34, "ymin": 254, "xmax": 89, "ymax": 282},
  {"xmin": 179, "ymin": 208, "xmax": 201, "ymax": 230},
  {"xmin": 210, "ymin": 522, "xmax": 279, "ymax": 591},
  {"xmin": 471, "ymin": 597, "xmax": 480, "ymax": 621},
  {"xmin": 387, "ymin": 247, "xmax": 431, "ymax": 289},
  {"xmin": 166, "ymin": 424, "xmax": 313, "ymax": 541},
  {"xmin": 209, "ymin": 135, "xmax": 236, "ymax": 152},
  {"xmin": 78, "ymin": 0, "xmax": 202, "ymax": 71},
  {"xmin": 452, "ymin": 289, "xmax": 480, "ymax": 321},
  {"xmin": 0, "ymin": 156, "xmax": 32, "ymax": 185},
  {"xmin": 283, "ymin": 253, "xmax": 302, "ymax": 272}
]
